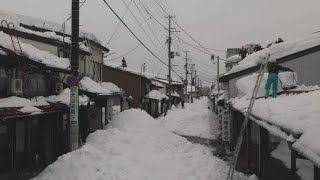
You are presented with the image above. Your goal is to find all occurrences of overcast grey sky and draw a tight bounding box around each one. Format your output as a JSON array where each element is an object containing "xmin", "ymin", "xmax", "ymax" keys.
[{"xmin": 1, "ymin": 0, "xmax": 320, "ymax": 85}]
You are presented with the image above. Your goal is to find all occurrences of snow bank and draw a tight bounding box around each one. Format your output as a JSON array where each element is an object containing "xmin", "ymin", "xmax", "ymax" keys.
[
  {"xmin": 227, "ymin": 32, "xmax": 320, "ymax": 75},
  {"xmin": 170, "ymin": 91, "xmax": 180, "ymax": 97},
  {"xmin": 46, "ymin": 88, "xmax": 90, "ymax": 106},
  {"xmin": 79, "ymin": 77, "xmax": 111, "ymax": 95},
  {"xmin": 34, "ymin": 109, "xmax": 249, "ymax": 180},
  {"xmin": 145, "ymin": 90, "xmax": 168, "ymax": 100},
  {"xmin": 236, "ymin": 72, "xmax": 297, "ymax": 98},
  {"xmin": 272, "ymin": 141, "xmax": 313, "ymax": 180},
  {"xmin": 0, "ymin": 31, "xmax": 70, "ymax": 69},
  {"xmin": 160, "ymin": 97, "xmax": 220, "ymax": 139},
  {"xmin": 0, "ymin": 96, "xmax": 48, "ymax": 108},
  {"xmin": 18, "ymin": 105, "xmax": 42, "ymax": 113},
  {"xmin": 100, "ymin": 82, "xmax": 121, "ymax": 93},
  {"xmin": 231, "ymin": 90, "xmax": 320, "ymax": 166}
]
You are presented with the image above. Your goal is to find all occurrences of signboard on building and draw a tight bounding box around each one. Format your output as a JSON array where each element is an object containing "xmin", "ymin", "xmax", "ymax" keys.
[
  {"xmin": 70, "ymin": 86, "xmax": 79, "ymax": 150},
  {"xmin": 218, "ymin": 105, "xmax": 230, "ymax": 142}
]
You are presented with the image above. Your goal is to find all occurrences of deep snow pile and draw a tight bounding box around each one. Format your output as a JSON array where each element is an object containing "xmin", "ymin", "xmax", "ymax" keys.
[
  {"xmin": 231, "ymin": 90, "xmax": 320, "ymax": 166},
  {"xmin": 100, "ymin": 82, "xmax": 122, "ymax": 93},
  {"xmin": 34, "ymin": 109, "xmax": 249, "ymax": 180},
  {"xmin": 272, "ymin": 141, "xmax": 313, "ymax": 180},
  {"xmin": 236, "ymin": 72, "xmax": 297, "ymax": 97},
  {"xmin": 145, "ymin": 90, "xmax": 168, "ymax": 100},
  {"xmin": 79, "ymin": 77, "xmax": 112, "ymax": 95},
  {"xmin": 0, "ymin": 31, "xmax": 70, "ymax": 69},
  {"xmin": 226, "ymin": 32, "xmax": 320, "ymax": 75},
  {"xmin": 159, "ymin": 97, "xmax": 220, "ymax": 139},
  {"xmin": 46, "ymin": 88, "xmax": 90, "ymax": 106}
]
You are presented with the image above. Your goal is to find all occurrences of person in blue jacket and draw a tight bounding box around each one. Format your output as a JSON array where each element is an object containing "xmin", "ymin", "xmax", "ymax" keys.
[{"xmin": 265, "ymin": 60, "xmax": 293, "ymax": 98}]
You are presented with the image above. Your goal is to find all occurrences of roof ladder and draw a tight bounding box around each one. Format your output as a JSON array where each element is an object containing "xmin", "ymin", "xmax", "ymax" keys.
[
  {"xmin": 1, "ymin": 20, "xmax": 23, "ymax": 57},
  {"xmin": 226, "ymin": 53, "xmax": 271, "ymax": 180}
]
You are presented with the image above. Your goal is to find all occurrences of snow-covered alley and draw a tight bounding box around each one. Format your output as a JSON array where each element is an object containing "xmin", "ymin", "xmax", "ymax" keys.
[{"xmin": 33, "ymin": 100, "xmax": 253, "ymax": 180}]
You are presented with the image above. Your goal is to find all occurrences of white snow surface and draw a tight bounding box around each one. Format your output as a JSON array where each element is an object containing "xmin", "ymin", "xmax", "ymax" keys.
[
  {"xmin": 272, "ymin": 141, "xmax": 313, "ymax": 180},
  {"xmin": 236, "ymin": 72, "xmax": 297, "ymax": 98},
  {"xmin": 18, "ymin": 106, "xmax": 43, "ymax": 113},
  {"xmin": 34, "ymin": 109, "xmax": 249, "ymax": 180},
  {"xmin": 79, "ymin": 77, "xmax": 112, "ymax": 95},
  {"xmin": 145, "ymin": 90, "xmax": 168, "ymax": 100},
  {"xmin": 100, "ymin": 82, "xmax": 122, "ymax": 93},
  {"xmin": 226, "ymin": 32, "xmax": 320, "ymax": 75},
  {"xmin": 226, "ymin": 55, "xmax": 242, "ymax": 63},
  {"xmin": 170, "ymin": 91, "xmax": 180, "ymax": 97},
  {"xmin": 46, "ymin": 88, "xmax": 90, "ymax": 106},
  {"xmin": 231, "ymin": 90, "xmax": 320, "ymax": 166},
  {"xmin": 0, "ymin": 31, "xmax": 70, "ymax": 69},
  {"xmin": 0, "ymin": 49, "xmax": 7, "ymax": 55},
  {"xmin": 0, "ymin": 96, "xmax": 48, "ymax": 108},
  {"xmin": 160, "ymin": 97, "xmax": 220, "ymax": 139},
  {"xmin": 0, "ymin": 9, "xmax": 100, "ymax": 44}
]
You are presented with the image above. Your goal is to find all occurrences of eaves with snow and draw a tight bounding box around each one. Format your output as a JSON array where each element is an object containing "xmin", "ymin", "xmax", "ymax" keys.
[
  {"xmin": 231, "ymin": 86, "xmax": 320, "ymax": 166},
  {"xmin": 79, "ymin": 76, "xmax": 123, "ymax": 95},
  {"xmin": 0, "ymin": 9, "xmax": 109, "ymax": 53},
  {"xmin": 145, "ymin": 90, "xmax": 169, "ymax": 100},
  {"xmin": 0, "ymin": 31, "xmax": 70, "ymax": 70},
  {"xmin": 220, "ymin": 32, "xmax": 320, "ymax": 82}
]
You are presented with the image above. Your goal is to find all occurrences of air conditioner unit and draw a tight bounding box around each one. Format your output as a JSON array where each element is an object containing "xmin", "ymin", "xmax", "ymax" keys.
[
  {"xmin": 11, "ymin": 79, "xmax": 23, "ymax": 95},
  {"xmin": 55, "ymin": 82, "xmax": 64, "ymax": 94}
]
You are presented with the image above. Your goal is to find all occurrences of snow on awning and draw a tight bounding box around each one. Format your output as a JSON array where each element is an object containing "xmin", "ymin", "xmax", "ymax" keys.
[
  {"xmin": 230, "ymin": 89, "xmax": 320, "ymax": 166},
  {"xmin": 145, "ymin": 90, "xmax": 168, "ymax": 100},
  {"xmin": 0, "ymin": 31, "xmax": 70, "ymax": 70},
  {"xmin": 226, "ymin": 55, "xmax": 241, "ymax": 63},
  {"xmin": 100, "ymin": 82, "xmax": 122, "ymax": 93},
  {"xmin": 79, "ymin": 77, "xmax": 112, "ymax": 95},
  {"xmin": 0, "ymin": 96, "xmax": 49, "ymax": 108},
  {"xmin": 225, "ymin": 32, "xmax": 320, "ymax": 75},
  {"xmin": 46, "ymin": 88, "xmax": 90, "ymax": 106},
  {"xmin": 151, "ymin": 80, "xmax": 165, "ymax": 88}
]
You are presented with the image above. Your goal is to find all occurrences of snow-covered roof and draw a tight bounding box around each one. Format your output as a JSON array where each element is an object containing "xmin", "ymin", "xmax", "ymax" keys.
[
  {"xmin": 225, "ymin": 32, "xmax": 320, "ymax": 75},
  {"xmin": 0, "ymin": 96, "xmax": 49, "ymax": 108},
  {"xmin": 236, "ymin": 72, "xmax": 297, "ymax": 98},
  {"xmin": 155, "ymin": 78, "xmax": 184, "ymax": 86},
  {"xmin": 79, "ymin": 77, "xmax": 112, "ymax": 95},
  {"xmin": 0, "ymin": 31, "xmax": 70, "ymax": 69},
  {"xmin": 170, "ymin": 91, "xmax": 180, "ymax": 97},
  {"xmin": 46, "ymin": 88, "xmax": 90, "ymax": 106},
  {"xmin": 0, "ymin": 9, "xmax": 100, "ymax": 46},
  {"xmin": 0, "ymin": 49, "xmax": 7, "ymax": 56},
  {"xmin": 18, "ymin": 105, "xmax": 43, "ymax": 114},
  {"xmin": 145, "ymin": 90, "xmax": 168, "ymax": 100},
  {"xmin": 231, "ymin": 90, "xmax": 320, "ymax": 166},
  {"xmin": 100, "ymin": 82, "xmax": 122, "ymax": 93},
  {"xmin": 226, "ymin": 54, "xmax": 242, "ymax": 63}
]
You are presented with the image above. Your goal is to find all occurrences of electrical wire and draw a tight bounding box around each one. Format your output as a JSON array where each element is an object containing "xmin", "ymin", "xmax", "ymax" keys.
[
  {"xmin": 106, "ymin": 0, "xmax": 134, "ymax": 46},
  {"xmin": 105, "ymin": 43, "xmax": 141, "ymax": 61},
  {"xmin": 101, "ymin": 0, "xmax": 184, "ymax": 79}
]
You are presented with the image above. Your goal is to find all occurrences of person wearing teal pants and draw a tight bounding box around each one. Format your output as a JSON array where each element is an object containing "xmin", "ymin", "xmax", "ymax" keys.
[{"xmin": 265, "ymin": 61, "xmax": 293, "ymax": 98}]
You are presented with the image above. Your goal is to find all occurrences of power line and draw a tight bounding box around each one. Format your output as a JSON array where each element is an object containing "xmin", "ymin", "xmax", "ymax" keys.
[
  {"xmin": 120, "ymin": 0, "xmax": 167, "ymax": 59},
  {"xmin": 104, "ymin": 43, "xmax": 141, "ymax": 61},
  {"xmin": 106, "ymin": 0, "xmax": 134, "ymax": 46},
  {"xmin": 101, "ymin": 0, "xmax": 183, "ymax": 79}
]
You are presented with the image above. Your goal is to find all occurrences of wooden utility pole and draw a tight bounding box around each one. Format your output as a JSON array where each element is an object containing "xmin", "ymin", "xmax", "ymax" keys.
[
  {"xmin": 184, "ymin": 51, "xmax": 190, "ymax": 96},
  {"xmin": 70, "ymin": 0, "xmax": 80, "ymax": 151},
  {"xmin": 217, "ymin": 56, "xmax": 220, "ymax": 93}
]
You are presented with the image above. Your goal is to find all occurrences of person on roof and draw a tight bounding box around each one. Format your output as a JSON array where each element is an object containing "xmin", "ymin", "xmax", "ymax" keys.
[
  {"xmin": 239, "ymin": 46, "xmax": 247, "ymax": 60},
  {"xmin": 265, "ymin": 60, "xmax": 293, "ymax": 98},
  {"xmin": 121, "ymin": 57, "xmax": 127, "ymax": 68},
  {"xmin": 276, "ymin": 38, "xmax": 284, "ymax": 44}
]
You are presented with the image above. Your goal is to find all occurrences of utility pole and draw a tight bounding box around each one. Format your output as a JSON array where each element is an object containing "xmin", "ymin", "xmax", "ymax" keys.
[
  {"xmin": 184, "ymin": 51, "xmax": 190, "ymax": 96},
  {"xmin": 189, "ymin": 64, "xmax": 195, "ymax": 102},
  {"xmin": 194, "ymin": 70, "xmax": 197, "ymax": 98},
  {"xmin": 217, "ymin": 56, "xmax": 220, "ymax": 93},
  {"xmin": 70, "ymin": 0, "xmax": 80, "ymax": 151}
]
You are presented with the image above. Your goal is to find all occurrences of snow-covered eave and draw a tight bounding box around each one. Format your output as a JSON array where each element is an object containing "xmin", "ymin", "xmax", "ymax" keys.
[
  {"xmin": 220, "ymin": 44, "xmax": 320, "ymax": 82},
  {"xmin": 0, "ymin": 45, "xmax": 71, "ymax": 73},
  {"xmin": 103, "ymin": 64, "xmax": 153, "ymax": 80},
  {"xmin": 0, "ymin": 27, "xmax": 90, "ymax": 55},
  {"xmin": 154, "ymin": 77, "xmax": 184, "ymax": 86},
  {"xmin": 230, "ymin": 104, "xmax": 320, "ymax": 167}
]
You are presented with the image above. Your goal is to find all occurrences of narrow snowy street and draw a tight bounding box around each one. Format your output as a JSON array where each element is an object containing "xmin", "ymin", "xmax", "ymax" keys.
[
  {"xmin": 159, "ymin": 97, "xmax": 220, "ymax": 140},
  {"xmin": 33, "ymin": 100, "xmax": 252, "ymax": 180}
]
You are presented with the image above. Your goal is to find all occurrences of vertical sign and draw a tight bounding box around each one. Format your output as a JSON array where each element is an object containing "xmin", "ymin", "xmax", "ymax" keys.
[
  {"xmin": 222, "ymin": 107, "xmax": 230, "ymax": 142},
  {"xmin": 70, "ymin": 86, "xmax": 79, "ymax": 150},
  {"xmin": 106, "ymin": 98, "xmax": 113, "ymax": 123},
  {"xmin": 217, "ymin": 106, "xmax": 223, "ymax": 133}
]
